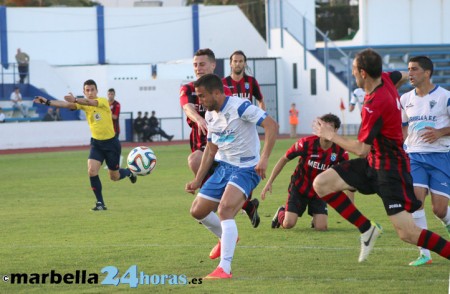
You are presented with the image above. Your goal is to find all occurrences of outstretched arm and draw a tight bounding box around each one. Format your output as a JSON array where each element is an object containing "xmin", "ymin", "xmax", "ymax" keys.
[{"xmin": 33, "ymin": 95, "xmax": 77, "ymax": 110}]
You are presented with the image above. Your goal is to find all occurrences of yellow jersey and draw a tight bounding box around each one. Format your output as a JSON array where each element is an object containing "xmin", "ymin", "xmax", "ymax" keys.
[{"xmin": 76, "ymin": 97, "xmax": 115, "ymax": 140}]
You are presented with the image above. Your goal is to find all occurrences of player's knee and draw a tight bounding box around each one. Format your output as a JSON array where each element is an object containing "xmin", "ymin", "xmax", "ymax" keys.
[
  {"xmin": 188, "ymin": 156, "xmax": 200, "ymax": 175},
  {"xmin": 190, "ymin": 204, "xmax": 208, "ymax": 220},
  {"xmin": 217, "ymin": 202, "xmax": 234, "ymax": 219},
  {"xmin": 282, "ymin": 221, "xmax": 295, "ymax": 229},
  {"xmin": 432, "ymin": 206, "xmax": 447, "ymax": 219},
  {"xmin": 313, "ymin": 223, "xmax": 328, "ymax": 231},
  {"xmin": 312, "ymin": 176, "xmax": 327, "ymax": 197}
]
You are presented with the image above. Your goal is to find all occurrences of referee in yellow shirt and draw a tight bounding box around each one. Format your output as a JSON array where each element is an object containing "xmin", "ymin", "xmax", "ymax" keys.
[{"xmin": 35, "ymin": 79, "xmax": 137, "ymax": 211}]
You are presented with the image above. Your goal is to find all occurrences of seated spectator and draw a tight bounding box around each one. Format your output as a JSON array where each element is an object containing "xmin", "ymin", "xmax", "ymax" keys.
[
  {"xmin": 0, "ymin": 107, "xmax": 5, "ymax": 123},
  {"xmin": 143, "ymin": 111, "xmax": 174, "ymax": 142},
  {"xmin": 54, "ymin": 108, "xmax": 62, "ymax": 121},
  {"xmin": 10, "ymin": 87, "xmax": 28, "ymax": 117},
  {"xmin": 133, "ymin": 111, "xmax": 145, "ymax": 142},
  {"xmin": 43, "ymin": 108, "xmax": 58, "ymax": 121}
]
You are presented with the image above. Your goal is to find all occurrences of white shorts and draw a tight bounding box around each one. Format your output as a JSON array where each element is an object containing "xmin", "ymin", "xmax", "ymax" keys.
[{"xmin": 409, "ymin": 152, "xmax": 450, "ymax": 198}]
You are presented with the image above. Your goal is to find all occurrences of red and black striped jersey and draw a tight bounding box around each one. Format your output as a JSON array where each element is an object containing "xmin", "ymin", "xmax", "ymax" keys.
[
  {"xmin": 222, "ymin": 75, "xmax": 264, "ymax": 104},
  {"xmin": 358, "ymin": 72, "xmax": 410, "ymax": 172},
  {"xmin": 286, "ymin": 135, "xmax": 349, "ymax": 199},
  {"xmin": 110, "ymin": 100, "xmax": 121, "ymax": 134},
  {"xmin": 179, "ymin": 82, "xmax": 232, "ymax": 152}
]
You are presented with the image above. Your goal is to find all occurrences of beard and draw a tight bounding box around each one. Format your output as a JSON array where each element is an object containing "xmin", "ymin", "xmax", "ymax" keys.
[{"xmin": 233, "ymin": 68, "xmax": 244, "ymax": 75}]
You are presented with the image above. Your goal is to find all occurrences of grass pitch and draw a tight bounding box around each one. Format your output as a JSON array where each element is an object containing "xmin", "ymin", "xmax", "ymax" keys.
[{"xmin": 0, "ymin": 139, "xmax": 448, "ymax": 293}]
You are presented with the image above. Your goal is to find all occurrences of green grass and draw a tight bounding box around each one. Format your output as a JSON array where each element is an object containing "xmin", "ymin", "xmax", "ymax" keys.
[{"xmin": 0, "ymin": 139, "xmax": 448, "ymax": 293}]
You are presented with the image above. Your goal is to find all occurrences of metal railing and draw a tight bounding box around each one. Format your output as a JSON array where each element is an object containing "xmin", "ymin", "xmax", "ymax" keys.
[{"xmin": 267, "ymin": 0, "xmax": 352, "ymax": 100}]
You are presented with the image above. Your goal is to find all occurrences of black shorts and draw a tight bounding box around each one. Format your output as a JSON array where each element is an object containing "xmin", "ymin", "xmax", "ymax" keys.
[
  {"xmin": 285, "ymin": 182, "xmax": 328, "ymax": 217},
  {"xmin": 332, "ymin": 158, "xmax": 422, "ymax": 215},
  {"xmin": 89, "ymin": 137, "xmax": 122, "ymax": 170}
]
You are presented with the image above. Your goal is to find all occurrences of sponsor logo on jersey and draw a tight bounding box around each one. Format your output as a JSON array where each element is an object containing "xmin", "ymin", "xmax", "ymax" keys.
[
  {"xmin": 388, "ymin": 203, "xmax": 402, "ymax": 209},
  {"xmin": 330, "ymin": 153, "xmax": 337, "ymax": 161},
  {"xmin": 245, "ymin": 82, "xmax": 250, "ymax": 90},
  {"xmin": 307, "ymin": 159, "xmax": 331, "ymax": 171},
  {"xmin": 429, "ymin": 100, "xmax": 437, "ymax": 109}
]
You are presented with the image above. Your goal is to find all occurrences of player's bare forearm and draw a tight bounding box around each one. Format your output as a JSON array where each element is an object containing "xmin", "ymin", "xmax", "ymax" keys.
[
  {"xmin": 183, "ymin": 104, "xmax": 207, "ymax": 134},
  {"xmin": 183, "ymin": 104, "xmax": 202, "ymax": 124},
  {"xmin": 260, "ymin": 116, "xmax": 278, "ymax": 161},
  {"xmin": 194, "ymin": 143, "xmax": 217, "ymax": 183},
  {"xmin": 329, "ymin": 133, "xmax": 370, "ymax": 157},
  {"xmin": 261, "ymin": 156, "xmax": 288, "ymax": 200},
  {"xmin": 313, "ymin": 118, "xmax": 370, "ymax": 157},
  {"xmin": 266, "ymin": 156, "xmax": 289, "ymax": 186},
  {"xmin": 257, "ymin": 116, "xmax": 278, "ymax": 179}
]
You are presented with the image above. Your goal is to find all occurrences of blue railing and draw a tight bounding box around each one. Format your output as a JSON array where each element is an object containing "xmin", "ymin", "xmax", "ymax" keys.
[{"xmin": 267, "ymin": 0, "xmax": 352, "ymax": 100}]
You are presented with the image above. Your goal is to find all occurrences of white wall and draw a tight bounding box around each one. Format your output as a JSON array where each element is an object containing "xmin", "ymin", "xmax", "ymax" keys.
[
  {"xmin": 5, "ymin": 6, "xmax": 266, "ymax": 66},
  {"xmin": 0, "ymin": 121, "xmax": 91, "ymax": 150},
  {"xmin": 97, "ymin": 0, "xmax": 186, "ymax": 7},
  {"xmin": 8, "ymin": 8, "xmax": 98, "ymax": 65},
  {"xmin": 359, "ymin": 0, "xmax": 450, "ymax": 45},
  {"xmin": 268, "ymin": 29, "xmax": 360, "ymax": 135}
]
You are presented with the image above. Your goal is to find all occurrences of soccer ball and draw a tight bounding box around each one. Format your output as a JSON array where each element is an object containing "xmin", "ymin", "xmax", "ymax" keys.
[{"xmin": 127, "ymin": 146, "xmax": 157, "ymax": 176}]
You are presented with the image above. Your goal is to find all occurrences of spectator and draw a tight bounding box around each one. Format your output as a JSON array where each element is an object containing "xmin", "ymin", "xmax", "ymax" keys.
[
  {"xmin": 289, "ymin": 103, "xmax": 299, "ymax": 138},
  {"xmin": 43, "ymin": 108, "xmax": 57, "ymax": 121},
  {"xmin": 10, "ymin": 87, "xmax": 28, "ymax": 117},
  {"xmin": 133, "ymin": 111, "xmax": 145, "ymax": 142},
  {"xmin": 0, "ymin": 107, "xmax": 5, "ymax": 123},
  {"xmin": 144, "ymin": 111, "xmax": 174, "ymax": 142},
  {"xmin": 15, "ymin": 48, "xmax": 30, "ymax": 84},
  {"xmin": 54, "ymin": 108, "xmax": 62, "ymax": 121}
]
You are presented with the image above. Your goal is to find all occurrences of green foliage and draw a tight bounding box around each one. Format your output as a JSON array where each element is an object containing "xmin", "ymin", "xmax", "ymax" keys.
[
  {"xmin": 316, "ymin": 4, "xmax": 359, "ymax": 41},
  {"xmin": 0, "ymin": 140, "xmax": 448, "ymax": 293}
]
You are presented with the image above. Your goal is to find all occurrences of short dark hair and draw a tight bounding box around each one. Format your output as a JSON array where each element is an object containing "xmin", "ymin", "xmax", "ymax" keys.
[
  {"xmin": 320, "ymin": 113, "xmax": 341, "ymax": 129},
  {"xmin": 194, "ymin": 74, "xmax": 224, "ymax": 94},
  {"xmin": 84, "ymin": 79, "xmax": 98, "ymax": 90},
  {"xmin": 354, "ymin": 49, "xmax": 382, "ymax": 79},
  {"xmin": 194, "ymin": 48, "xmax": 216, "ymax": 62},
  {"xmin": 108, "ymin": 88, "xmax": 115, "ymax": 93},
  {"xmin": 409, "ymin": 55, "xmax": 434, "ymax": 77},
  {"xmin": 230, "ymin": 50, "xmax": 247, "ymax": 62}
]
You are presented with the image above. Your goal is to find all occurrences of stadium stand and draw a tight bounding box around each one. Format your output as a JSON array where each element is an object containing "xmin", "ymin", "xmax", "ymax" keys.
[{"xmin": 311, "ymin": 44, "xmax": 450, "ymax": 95}]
